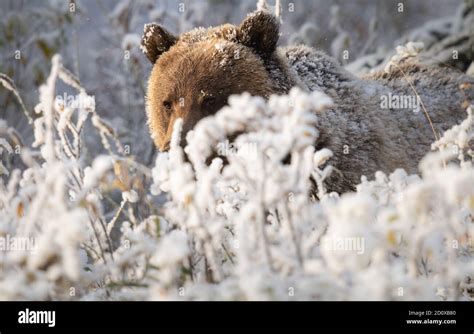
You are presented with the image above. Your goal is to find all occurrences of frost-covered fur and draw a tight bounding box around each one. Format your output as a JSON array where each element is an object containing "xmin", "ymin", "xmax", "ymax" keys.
[
  {"xmin": 283, "ymin": 45, "xmax": 474, "ymax": 193},
  {"xmin": 142, "ymin": 10, "xmax": 474, "ymax": 193}
]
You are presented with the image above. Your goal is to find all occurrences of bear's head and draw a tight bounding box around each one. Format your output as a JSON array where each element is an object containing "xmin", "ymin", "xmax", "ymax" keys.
[{"xmin": 142, "ymin": 11, "xmax": 287, "ymax": 151}]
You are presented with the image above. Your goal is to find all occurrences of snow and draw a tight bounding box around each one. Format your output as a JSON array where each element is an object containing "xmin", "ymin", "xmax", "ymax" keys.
[
  {"xmin": 384, "ymin": 42, "xmax": 425, "ymax": 73},
  {"xmin": 83, "ymin": 155, "xmax": 113, "ymax": 189},
  {"xmin": 122, "ymin": 190, "xmax": 139, "ymax": 203}
]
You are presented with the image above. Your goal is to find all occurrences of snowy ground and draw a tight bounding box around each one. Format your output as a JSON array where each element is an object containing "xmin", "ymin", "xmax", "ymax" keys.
[{"xmin": 0, "ymin": 0, "xmax": 473, "ymax": 300}]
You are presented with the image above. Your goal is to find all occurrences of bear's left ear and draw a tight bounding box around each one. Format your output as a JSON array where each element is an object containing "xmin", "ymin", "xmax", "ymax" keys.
[
  {"xmin": 237, "ymin": 11, "xmax": 280, "ymax": 56},
  {"xmin": 141, "ymin": 23, "xmax": 177, "ymax": 64}
]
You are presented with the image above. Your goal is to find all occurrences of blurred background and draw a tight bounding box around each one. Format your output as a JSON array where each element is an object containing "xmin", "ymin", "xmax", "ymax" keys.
[{"xmin": 0, "ymin": 0, "xmax": 469, "ymax": 167}]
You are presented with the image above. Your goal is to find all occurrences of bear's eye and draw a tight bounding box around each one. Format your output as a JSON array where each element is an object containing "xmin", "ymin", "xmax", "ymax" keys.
[{"xmin": 163, "ymin": 101, "xmax": 172, "ymax": 113}]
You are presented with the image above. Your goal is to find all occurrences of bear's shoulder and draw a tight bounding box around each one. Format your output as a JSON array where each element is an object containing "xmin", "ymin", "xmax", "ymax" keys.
[{"xmin": 281, "ymin": 45, "xmax": 357, "ymax": 93}]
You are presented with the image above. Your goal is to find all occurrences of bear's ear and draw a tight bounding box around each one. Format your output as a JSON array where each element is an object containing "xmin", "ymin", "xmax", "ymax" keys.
[
  {"xmin": 141, "ymin": 23, "xmax": 177, "ymax": 64},
  {"xmin": 237, "ymin": 11, "xmax": 280, "ymax": 56}
]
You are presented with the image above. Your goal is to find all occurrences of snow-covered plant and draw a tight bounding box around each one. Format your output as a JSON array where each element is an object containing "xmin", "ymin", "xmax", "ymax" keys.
[
  {"xmin": 0, "ymin": 0, "xmax": 76, "ymax": 143},
  {"xmin": 0, "ymin": 56, "xmax": 153, "ymax": 300},
  {"xmin": 144, "ymin": 92, "xmax": 474, "ymax": 301},
  {"xmin": 0, "ymin": 34, "xmax": 473, "ymax": 302},
  {"xmin": 384, "ymin": 41, "xmax": 425, "ymax": 73}
]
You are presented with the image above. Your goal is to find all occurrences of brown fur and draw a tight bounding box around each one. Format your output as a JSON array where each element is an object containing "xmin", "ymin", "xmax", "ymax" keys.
[
  {"xmin": 142, "ymin": 12, "xmax": 294, "ymax": 151},
  {"xmin": 147, "ymin": 39, "xmax": 273, "ymax": 150}
]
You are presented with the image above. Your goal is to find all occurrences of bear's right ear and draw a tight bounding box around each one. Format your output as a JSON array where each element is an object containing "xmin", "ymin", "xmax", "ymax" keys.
[
  {"xmin": 237, "ymin": 10, "xmax": 280, "ymax": 56},
  {"xmin": 141, "ymin": 23, "xmax": 177, "ymax": 64}
]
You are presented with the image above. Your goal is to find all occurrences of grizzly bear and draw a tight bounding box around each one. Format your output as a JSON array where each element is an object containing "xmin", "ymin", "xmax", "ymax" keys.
[{"xmin": 142, "ymin": 10, "xmax": 474, "ymax": 194}]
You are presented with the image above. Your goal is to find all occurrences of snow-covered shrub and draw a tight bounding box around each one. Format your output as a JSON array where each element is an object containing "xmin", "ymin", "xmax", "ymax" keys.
[
  {"xmin": 0, "ymin": 56, "xmax": 473, "ymax": 301},
  {"xmin": 0, "ymin": 55, "xmax": 153, "ymax": 300},
  {"xmin": 147, "ymin": 90, "xmax": 473, "ymax": 301},
  {"xmin": 0, "ymin": 0, "xmax": 77, "ymax": 147}
]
